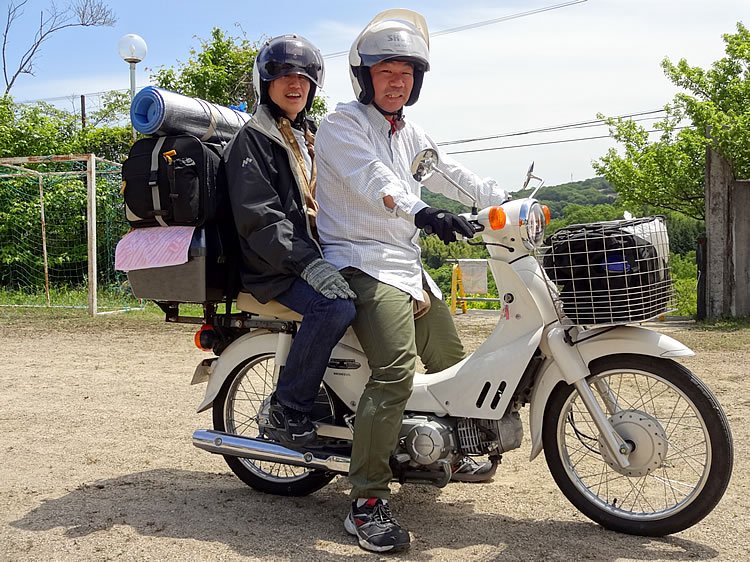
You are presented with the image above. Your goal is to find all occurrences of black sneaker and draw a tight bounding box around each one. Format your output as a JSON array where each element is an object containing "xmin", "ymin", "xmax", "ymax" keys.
[
  {"xmin": 344, "ymin": 498, "xmax": 410, "ymax": 553},
  {"xmin": 268, "ymin": 399, "xmax": 316, "ymax": 446}
]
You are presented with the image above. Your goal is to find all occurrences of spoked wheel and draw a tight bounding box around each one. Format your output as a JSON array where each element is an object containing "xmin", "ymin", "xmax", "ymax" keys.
[
  {"xmin": 543, "ymin": 354, "xmax": 733, "ymax": 536},
  {"xmin": 213, "ymin": 353, "xmax": 337, "ymax": 496}
]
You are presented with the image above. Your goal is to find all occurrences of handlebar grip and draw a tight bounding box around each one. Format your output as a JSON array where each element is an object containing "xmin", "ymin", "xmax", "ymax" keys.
[{"xmin": 423, "ymin": 225, "xmax": 433, "ymax": 235}]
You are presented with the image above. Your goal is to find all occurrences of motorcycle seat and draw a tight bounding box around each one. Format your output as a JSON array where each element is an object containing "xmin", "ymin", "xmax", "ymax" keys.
[{"xmin": 236, "ymin": 292, "xmax": 302, "ymax": 321}]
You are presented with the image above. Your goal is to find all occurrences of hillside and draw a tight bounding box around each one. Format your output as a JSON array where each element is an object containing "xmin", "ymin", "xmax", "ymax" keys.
[{"xmin": 423, "ymin": 176, "xmax": 616, "ymax": 218}]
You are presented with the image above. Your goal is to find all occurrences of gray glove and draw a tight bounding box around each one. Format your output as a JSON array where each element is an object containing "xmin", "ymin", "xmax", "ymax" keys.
[{"xmin": 301, "ymin": 259, "xmax": 356, "ymax": 300}]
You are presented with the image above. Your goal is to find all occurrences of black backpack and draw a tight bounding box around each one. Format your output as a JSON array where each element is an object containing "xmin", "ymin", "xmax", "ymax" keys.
[{"xmin": 121, "ymin": 134, "xmax": 225, "ymax": 228}]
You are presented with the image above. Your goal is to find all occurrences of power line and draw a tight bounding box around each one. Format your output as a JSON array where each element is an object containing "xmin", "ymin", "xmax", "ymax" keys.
[
  {"xmin": 322, "ymin": 0, "xmax": 588, "ymax": 59},
  {"xmin": 432, "ymin": 0, "xmax": 587, "ymax": 36},
  {"xmin": 18, "ymin": 2, "xmax": 588, "ymax": 104},
  {"xmin": 437, "ymin": 109, "xmax": 666, "ymax": 147},
  {"xmin": 17, "ymin": 88, "xmax": 129, "ymax": 105},
  {"xmin": 446, "ymin": 126, "xmax": 688, "ymax": 154}
]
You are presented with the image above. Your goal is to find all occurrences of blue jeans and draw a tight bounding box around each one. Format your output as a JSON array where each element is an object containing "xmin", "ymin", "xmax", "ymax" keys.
[{"xmin": 274, "ymin": 277, "xmax": 356, "ymax": 413}]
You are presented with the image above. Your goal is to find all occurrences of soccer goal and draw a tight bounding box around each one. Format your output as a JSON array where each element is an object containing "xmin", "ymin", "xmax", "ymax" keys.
[{"xmin": 0, "ymin": 154, "xmax": 139, "ymax": 315}]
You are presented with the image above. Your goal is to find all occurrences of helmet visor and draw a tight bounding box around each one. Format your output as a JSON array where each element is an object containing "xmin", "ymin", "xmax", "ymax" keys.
[
  {"xmin": 257, "ymin": 36, "xmax": 324, "ymax": 87},
  {"xmin": 262, "ymin": 60, "xmax": 323, "ymax": 86}
]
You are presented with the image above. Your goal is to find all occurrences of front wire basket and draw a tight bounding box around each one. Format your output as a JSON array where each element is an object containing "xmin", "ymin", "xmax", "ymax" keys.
[{"xmin": 537, "ymin": 216, "xmax": 675, "ymax": 327}]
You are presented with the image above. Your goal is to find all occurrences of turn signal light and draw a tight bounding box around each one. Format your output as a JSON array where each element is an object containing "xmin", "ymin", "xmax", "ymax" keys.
[
  {"xmin": 194, "ymin": 325, "xmax": 216, "ymax": 352},
  {"xmin": 488, "ymin": 206, "xmax": 507, "ymax": 230},
  {"xmin": 541, "ymin": 205, "xmax": 551, "ymax": 225}
]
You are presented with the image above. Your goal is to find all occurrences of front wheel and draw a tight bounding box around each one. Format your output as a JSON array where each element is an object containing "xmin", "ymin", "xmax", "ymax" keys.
[
  {"xmin": 543, "ymin": 354, "xmax": 733, "ymax": 536},
  {"xmin": 213, "ymin": 352, "xmax": 337, "ymax": 496}
]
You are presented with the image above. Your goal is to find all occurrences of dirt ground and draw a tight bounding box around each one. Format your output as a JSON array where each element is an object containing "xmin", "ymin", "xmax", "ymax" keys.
[{"xmin": 0, "ymin": 308, "xmax": 748, "ymax": 561}]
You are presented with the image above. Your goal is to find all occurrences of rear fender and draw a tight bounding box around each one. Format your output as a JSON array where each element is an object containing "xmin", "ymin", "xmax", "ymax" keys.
[
  {"xmin": 527, "ymin": 325, "xmax": 693, "ymax": 460},
  {"xmin": 196, "ymin": 331, "xmax": 279, "ymax": 413}
]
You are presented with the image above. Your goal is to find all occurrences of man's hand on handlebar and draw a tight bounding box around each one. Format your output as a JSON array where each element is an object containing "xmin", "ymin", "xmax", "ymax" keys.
[{"xmin": 415, "ymin": 207, "xmax": 476, "ymax": 244}]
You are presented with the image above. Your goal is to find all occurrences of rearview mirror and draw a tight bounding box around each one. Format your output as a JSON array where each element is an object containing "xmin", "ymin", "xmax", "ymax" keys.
[
  {"xmin": 410, "ymin": 147, "xmax": 478, "ymax": 214},
  {"xmin": 411, "ymin": 148, "xmax": 439, "ymax": 182},
  {"xmin": 522, "ymin": 162, "xmax": 535, "ymax": 190}
]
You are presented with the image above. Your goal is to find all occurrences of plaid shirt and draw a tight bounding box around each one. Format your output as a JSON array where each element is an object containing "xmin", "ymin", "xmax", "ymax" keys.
[{"xmin": 315, "ymin": 101, "xmax": 508, "ymax": 301}]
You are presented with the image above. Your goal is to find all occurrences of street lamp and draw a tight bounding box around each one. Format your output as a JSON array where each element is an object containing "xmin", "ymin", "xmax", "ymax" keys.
[{"xmin": 118, "ymin": 33, "xmax": 147, "ymax": 139}]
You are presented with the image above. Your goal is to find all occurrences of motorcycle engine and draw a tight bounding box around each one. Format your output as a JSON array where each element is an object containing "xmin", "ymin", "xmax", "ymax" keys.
[
  {"xmin": 399, "ymin": 416, "xmax": 457, "ymax": 465},
  {"xmin": 457, "ymin": 411, "xmax": 524, "ymax": 455}
]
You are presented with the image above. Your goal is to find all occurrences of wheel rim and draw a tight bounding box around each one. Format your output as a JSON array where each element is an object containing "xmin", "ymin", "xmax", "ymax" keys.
[
  {"xmin": 222, "ymin": 354, "xmax": 334, "ymax": 483},
  {"xmin": 557, "ymin": 368, "xmax": 711, "ymax": 521}
]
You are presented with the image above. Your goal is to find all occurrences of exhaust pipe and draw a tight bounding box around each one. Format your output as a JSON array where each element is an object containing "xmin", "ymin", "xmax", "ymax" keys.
[{"xmin": 192, "ymin": 429, "xmax": 350, "ymax": 473}]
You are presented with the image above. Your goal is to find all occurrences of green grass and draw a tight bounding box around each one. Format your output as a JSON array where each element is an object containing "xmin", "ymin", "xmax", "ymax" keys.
[{"xmin": 0, "ymin": 285, "xmax": 145, "ymax": 312}]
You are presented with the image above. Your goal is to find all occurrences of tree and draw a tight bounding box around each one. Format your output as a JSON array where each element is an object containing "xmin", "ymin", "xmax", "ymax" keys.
[
  {"xmin": 594, "ymin": 23, "xmax": 750, "ymax": 220},
  {"xmin": 151, "ymin": 27, "xmax": 257, "ymax": 109},
  {"xmin": 2, "ymin": 0, "xmax": 116, "ymax": 95},
  {"xmin": 0, "ymin": 94, "xmax": 130, "ymax": 161}
]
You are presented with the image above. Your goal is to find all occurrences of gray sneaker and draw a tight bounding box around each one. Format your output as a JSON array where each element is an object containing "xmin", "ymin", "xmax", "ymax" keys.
[
  {"xmin": 344, "ymin": 498, "xmax": 410, "ymax": 553},
  {"xmin": 450, "ymin": 456, "xmax": 497, "ymax": 482}
]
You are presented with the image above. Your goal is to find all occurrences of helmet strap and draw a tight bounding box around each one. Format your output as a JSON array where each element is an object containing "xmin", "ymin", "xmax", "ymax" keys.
[
  {"xmin": 371, "ymin": 105, "xmax": 404, "ymax": 137},
  {"xmin": 372, "ymin": 103, "xmax": 403, "ymax": 118},
  {"xmin": 263, "ymin": 97, "xmax": 307, "ymax": 128}
]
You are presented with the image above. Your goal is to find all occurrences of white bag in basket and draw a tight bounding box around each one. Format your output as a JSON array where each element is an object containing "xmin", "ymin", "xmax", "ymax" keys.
[{"xmin": 624, "ymin": 217, "xmax": 670, "ymax": 266}]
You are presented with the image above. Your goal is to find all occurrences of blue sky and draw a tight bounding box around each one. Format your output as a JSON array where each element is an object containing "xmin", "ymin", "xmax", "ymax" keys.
[{"xmin": 5, "ymin": 0, "xmax": 748, "ymax": 189}]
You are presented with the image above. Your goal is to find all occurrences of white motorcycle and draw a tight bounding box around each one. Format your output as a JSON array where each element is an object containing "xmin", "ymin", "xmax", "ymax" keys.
[{"xmin": 178, "ymin": 150, "xmax": 732, "ymax": 537}]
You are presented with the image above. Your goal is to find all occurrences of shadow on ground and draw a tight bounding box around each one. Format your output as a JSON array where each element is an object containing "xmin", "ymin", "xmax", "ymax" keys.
[{"xmin": 10, "ymin": 468, "xmax": 719, "ymax": 560}]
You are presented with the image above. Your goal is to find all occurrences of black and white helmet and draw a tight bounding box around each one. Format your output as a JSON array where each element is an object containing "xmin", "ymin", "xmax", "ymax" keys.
[
  {"xmin": 252, "ymin": 34, "xmax": 324, "ymax": 111},
  {"xmin": 348, "ymin": 9, "xmax": 430, "ymax": 106}
]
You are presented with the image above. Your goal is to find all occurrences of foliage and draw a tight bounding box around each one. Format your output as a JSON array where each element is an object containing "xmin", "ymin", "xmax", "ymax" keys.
[
  {"xmin": 594, "ymin": 22, "xmax": 750, "ymax": 220},
  {"xmin": 0, "ymin": 94, "xmax": 131, "ymax": 161},
  {"xmin": 421, "ymin": 189, "xmax": 470, "ymax": 215},
  {"xmin": 0, "ymin": 97, "xmax": 75, "ymax": 156},
  {"xmin": 670, "ymin": 252, "xmax": 698, "ymax": 317},
  {"xmin": 520, "ymin": 177, "xmax": 616, "ymax": 218},
  {"xmin": 663, "ymin": 213, "xmax": 704, "ymax": 255},
  {"xmin": 151, "ymin": 27, "xmax": 258, "ymax": 109},
  {"xmin": 545, "ymin": 202, "xmax": 627, "ymax": 236},
  {"xmin": 663, "ymin": 22, "xmax": 750, "ymax": 180},
  {"xmin": 420, "ymin": 235, "xmax": 496, "ymax": 306},
  {"xmin": 150, "ymin": 27, "xmax": 328, "ymax": 121},
  {"xmin": 2, "ymin": 0, "xmax": 116, "ymax": 95},
  {"xmin": 593, "ymin": 114, "xmax": 708, "ymax": 220},
  {"xmin": 0, "ymin": 95, "xmax": 128, "ymax": 290}
]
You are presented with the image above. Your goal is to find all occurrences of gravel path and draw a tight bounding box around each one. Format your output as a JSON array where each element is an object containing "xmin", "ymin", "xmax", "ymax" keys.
[{"xmin": 0, "ymin": 310, "xmax": 747, "ymax": 561}]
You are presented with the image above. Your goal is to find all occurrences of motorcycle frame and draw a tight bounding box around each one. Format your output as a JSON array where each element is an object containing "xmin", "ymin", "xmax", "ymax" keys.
[{"xmin": 194, "ymin": 201, "xmax": 694, "ymax": 466}]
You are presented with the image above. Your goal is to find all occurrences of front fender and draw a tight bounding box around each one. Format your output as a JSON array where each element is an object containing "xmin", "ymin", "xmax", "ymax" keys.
[
  {"xmin": 527, "ymin": 325, "xmax": 693, "ymax": 460},
  {"xmin": 196, "ymin": 331, "xmax": 279, "ymax": 413}
]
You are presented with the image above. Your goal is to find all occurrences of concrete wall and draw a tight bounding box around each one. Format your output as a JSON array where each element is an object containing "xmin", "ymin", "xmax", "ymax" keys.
[{"xmin": 705, "ymin": 148, "xmax": 750, "ymax": 318}]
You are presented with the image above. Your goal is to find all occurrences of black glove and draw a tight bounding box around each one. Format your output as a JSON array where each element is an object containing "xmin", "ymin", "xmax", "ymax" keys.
[
  {"xmin": 414, "ymin": 207, "xmax": 475, "ymax": 244},
  {"xmin": 300, "ymin": 259, "xmax": 356, "ymax": 299}
]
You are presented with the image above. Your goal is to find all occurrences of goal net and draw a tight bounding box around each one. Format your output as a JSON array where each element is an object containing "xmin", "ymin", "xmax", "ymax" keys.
[{"xmin": 0, "ymin": 154, "xmax": 140, "ymax": 314}]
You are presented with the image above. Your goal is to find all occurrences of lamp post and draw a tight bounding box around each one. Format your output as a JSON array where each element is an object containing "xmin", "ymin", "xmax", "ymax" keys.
[{"xmin": 118, "ymin": 33, "xmax": 147, "ymax": 141}]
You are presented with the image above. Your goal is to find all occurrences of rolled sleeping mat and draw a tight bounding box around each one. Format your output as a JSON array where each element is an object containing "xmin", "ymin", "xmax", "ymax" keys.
[{"xmin": 130, "ymin": 86, "xmax": 250, "ymax": 144}]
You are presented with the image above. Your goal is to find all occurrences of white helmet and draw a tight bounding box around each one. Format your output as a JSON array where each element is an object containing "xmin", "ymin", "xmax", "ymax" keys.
[
  {"xmin": 252, "ymin": 34, "xmax": 324, "ymax": 112},
  {"xmin": 349, "ymin": 9, "xmax": 430, "ymax": 106}
]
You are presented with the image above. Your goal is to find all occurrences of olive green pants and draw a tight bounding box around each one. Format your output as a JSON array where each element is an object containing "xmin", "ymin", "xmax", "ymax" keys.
[{"xmin": 342, "ymin": 268, "xmax": 465, "ymax": 499}]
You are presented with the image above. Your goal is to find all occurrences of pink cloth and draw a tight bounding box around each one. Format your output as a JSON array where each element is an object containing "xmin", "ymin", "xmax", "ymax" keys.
[{"xmin": 115, "ymin": 226, "xmax": 195, "ymax": 271}]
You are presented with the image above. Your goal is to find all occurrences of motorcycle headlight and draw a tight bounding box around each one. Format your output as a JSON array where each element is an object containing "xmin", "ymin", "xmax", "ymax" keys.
[{"xmin": 520, "ymin": 201, "xmax": 546, "ymax": 250}]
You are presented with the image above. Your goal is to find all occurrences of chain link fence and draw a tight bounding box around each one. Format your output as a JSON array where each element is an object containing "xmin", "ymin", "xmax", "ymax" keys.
[{"xmin": 0, "ymin": 154, "xmax": 139, "ymax": 314}]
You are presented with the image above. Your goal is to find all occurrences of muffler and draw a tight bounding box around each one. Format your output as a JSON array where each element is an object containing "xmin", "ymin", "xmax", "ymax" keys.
[{"xmin": 192, "ymin": 429, "xmax": 350, "ymax": 473}]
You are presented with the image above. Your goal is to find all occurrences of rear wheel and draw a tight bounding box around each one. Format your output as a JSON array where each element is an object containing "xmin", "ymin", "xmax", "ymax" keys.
[
  {"xmin": 543, "ymin": 354, "xmax": 733, "ymax": 536},
  {"xmin": 213, "ymin": 352, "xmax": 336, "ymax": 496}
]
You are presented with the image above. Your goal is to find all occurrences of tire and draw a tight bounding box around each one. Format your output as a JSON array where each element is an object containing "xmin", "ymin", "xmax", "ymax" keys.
[
  {"xmin": 542, "ymin": 353, "xmax": 733, "ymax": 536},
  {"xmin": 212, "ymin": 352, "xmax": 336, "ymax": 496}
]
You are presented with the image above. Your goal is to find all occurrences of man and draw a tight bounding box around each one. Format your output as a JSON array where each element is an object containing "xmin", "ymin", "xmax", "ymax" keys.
[
  {"xmin": 315, "ymin": 10, "xmax": 509, "ymax": 553},
  {"xmin": 223, "ymin": 35, "xmax": 355, "ymax": 447}
]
